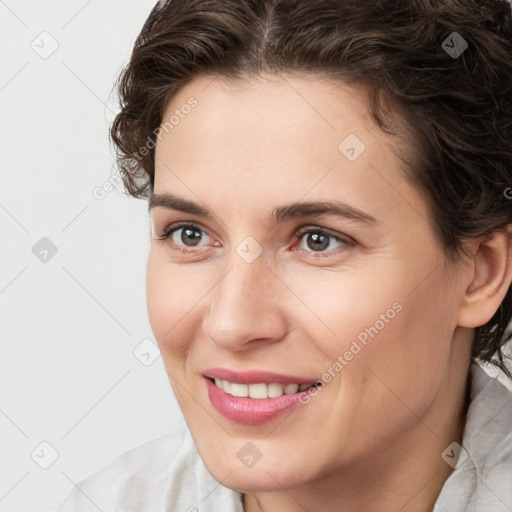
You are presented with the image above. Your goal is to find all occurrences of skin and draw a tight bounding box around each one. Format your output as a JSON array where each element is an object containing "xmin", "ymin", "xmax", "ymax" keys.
[{"xmin": 146, "ymin": 72, "xmax": 512, "ymax": 512}]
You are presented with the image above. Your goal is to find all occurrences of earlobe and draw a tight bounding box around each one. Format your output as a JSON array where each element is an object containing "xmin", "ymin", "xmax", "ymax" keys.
[{"xmin": 457, "ymin": 227, "xmax": 512, "ymax": 328}]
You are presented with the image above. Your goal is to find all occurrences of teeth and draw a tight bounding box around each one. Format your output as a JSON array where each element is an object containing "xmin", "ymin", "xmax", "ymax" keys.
[
  {"xmin": 212, "ymin": 379, "xmax": 315, "ymax": 399},
  {"xmin": 249, "ymin": 383, "xmax": 267, "ymax": 399},
  {"xmin": 230, "ymin": 382, "xmax": 249, "ymax": 397},
  {"xmin": 222, "ymin": 379, "xmax": 231, "ymax": 393},
  {"xmin": 268, "ymin": 383, "xmax": 284, "ymax": 398},
  {"xmin": 284, "ymin": 383, "xmax": 299, "ymax": 394}
]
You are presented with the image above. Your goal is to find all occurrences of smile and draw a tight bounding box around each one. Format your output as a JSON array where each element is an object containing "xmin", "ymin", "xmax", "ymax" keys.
[
  {"xmin": 203, "ymin": 375, "xmax": 322, "ymax": 425},
  {"xmin": 212, "ymin": 378, "xmax": 318, "ymax": 399}
]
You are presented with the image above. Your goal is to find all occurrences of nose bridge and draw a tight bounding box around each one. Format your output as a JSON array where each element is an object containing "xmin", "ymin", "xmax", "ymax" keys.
[
  {"xmin": 212, "ymin": 250, "xmax": 271, "ymax": 324},
  {"xmin": 202, "ymin": 247, "xmax": 286, "ymax": 349}
]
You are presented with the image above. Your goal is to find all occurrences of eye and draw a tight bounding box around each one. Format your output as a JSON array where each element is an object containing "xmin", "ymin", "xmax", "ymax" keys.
[
  {"xmin": 156, "ymin": 222, "xmax": 213, "ymax": 252},
  {"xmin": 156, "ymin": 222, "xmax": 355, "ymax": 257},
  {"xmin": 293, "ymin": 227, "xmax": 354, "ymax": 256}
]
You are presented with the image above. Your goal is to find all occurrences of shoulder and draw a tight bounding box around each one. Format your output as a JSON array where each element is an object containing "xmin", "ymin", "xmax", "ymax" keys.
[
  {"xmin": 57, "ymin": 422, "xmax": 243, "ymax": 512},
  {"xmin": 434, "ymin": 360, "xmax": 512, "ymax": 512}
]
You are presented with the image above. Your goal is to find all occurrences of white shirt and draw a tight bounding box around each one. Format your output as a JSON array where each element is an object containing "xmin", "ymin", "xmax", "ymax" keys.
[{"xmin": 58, "ymin": 360, "xmax": 512, "ymax": 512}]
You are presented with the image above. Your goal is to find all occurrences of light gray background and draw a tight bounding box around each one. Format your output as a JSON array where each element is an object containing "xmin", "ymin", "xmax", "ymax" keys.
[
  {"xmin": 3, "ymin": 2, "xmax": 512, "ymax": 511},
  {"xmin": 0, "ymin": 1, "xmax": 184, "ymax": 510}
]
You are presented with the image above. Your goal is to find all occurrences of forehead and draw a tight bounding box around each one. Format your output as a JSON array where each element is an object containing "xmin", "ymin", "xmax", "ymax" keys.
[
  {"xmin": 160, "ymin": 72, "xmax": 375, "ymax": 148},
  {"xmin": 155, "ymin": 73, "xmax": 392, "ymax": 177},
  {"xmin": 152, "ymin": 73, "xmax": 429, "ymax": 232}
]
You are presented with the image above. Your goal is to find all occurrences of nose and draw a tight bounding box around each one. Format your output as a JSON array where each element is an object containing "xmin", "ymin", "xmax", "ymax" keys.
[{"xmin": 201, "ymin": 252, "xmax": 288, "ymax": 352}]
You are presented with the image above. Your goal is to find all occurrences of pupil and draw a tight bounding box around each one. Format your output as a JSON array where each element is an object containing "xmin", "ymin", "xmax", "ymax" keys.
[
  {"xmin": 307, "ymin": 232, "xmax": 328, "ymax": 251},
  {"xmin": 182, "ymin": 227, "xmax": 201, "ymax": 246}
]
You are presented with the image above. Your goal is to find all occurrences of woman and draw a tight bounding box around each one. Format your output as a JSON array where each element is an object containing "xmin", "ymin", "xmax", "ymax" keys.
[{"xmin": 58, "ymin": 0, "xmax": 512, "ymax": 510}]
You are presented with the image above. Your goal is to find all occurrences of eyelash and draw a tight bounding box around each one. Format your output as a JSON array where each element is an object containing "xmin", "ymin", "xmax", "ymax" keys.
[{"xmin": 156, "ymin": 221, "xmax": 355, "ymax": 257}]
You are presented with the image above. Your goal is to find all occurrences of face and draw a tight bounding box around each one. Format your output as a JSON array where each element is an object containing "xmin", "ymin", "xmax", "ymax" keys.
[{"xmin": 147, "ymin": 73, "xmax": 467, "ymax": 492}]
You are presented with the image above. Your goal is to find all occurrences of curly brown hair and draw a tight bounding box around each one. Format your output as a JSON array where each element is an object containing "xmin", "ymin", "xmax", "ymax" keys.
[{"xmin": 109, "ymin": 0, "xmax": 512, "ymax": 376}]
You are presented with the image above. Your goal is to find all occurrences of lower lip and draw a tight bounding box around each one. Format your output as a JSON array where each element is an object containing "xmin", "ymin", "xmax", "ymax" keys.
[{"xmin": 204, "ymin": 377, "xmax": 313, "ymax": 425}]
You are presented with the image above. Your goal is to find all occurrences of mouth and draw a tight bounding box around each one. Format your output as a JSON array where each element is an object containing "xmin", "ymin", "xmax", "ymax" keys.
[
  {"xmin": 207, "ymin": 377, "xmax": 321, "ymax": 399},
  {"xmin": 202, "ymin": 369, "xmax": 323, "ymax": 425}
]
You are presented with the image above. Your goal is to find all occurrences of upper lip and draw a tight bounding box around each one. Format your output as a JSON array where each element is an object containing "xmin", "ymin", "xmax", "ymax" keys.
[{"xmin": 202, "ymin": 367, "xmax": 318, "ymax": 385}]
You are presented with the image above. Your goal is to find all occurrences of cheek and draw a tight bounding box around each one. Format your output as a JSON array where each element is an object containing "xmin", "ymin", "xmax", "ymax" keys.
[
  {"xmin": 286, "ymin": 267, "xmax": 405, "ymax": 357},
  {"xmin": 145, "ymin": 251, "xmax": 201, "ymax": 356},
  {"xmin": 296, "ymin": 264, "xmax": 455, "ymax": 404},
  {"xmin": 337, "ymin": 272, "xmax": 456, "ymax": 429}
]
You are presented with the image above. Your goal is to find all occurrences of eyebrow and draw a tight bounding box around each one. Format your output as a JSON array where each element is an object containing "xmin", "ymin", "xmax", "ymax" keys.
[{"xmin": 148, "ymin": 192, "xmax": 380, "ymax": 226}]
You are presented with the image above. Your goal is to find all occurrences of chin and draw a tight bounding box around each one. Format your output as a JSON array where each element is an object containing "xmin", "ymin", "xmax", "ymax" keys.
[{"xmin": 204, "ymin": 453, "xmax": 315, "ymax": 493}]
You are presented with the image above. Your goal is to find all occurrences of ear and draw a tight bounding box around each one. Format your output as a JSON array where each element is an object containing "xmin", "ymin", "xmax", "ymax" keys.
[{"xmin": 457, "ymin": 226, "xmax": 512, "ymax": 328}]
